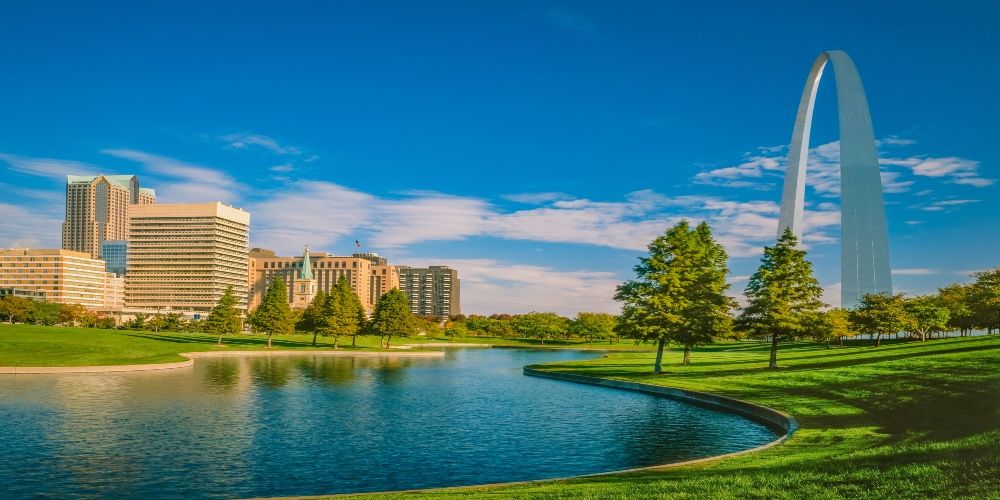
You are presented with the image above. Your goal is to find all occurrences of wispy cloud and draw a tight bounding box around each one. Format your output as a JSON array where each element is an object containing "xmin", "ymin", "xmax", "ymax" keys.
[
  {"xmin": 404, "ymin": 257, "xmax": 620, "ymax": 315},
  {"xmin": 0, "ymin": 203, "xmax": 62, "ymax": 248},
  {"xmin": 892, "ymin": 268, "xmax": 938, "ymax": 275},
  {"xmin": 501, "ymin": 192, "xmax": 572, "ymax": 204},
  {"xmin": 543, "ymin": 6, "xmax": 600, "ymax": 38},
  {"xmin": 218, "ymin": 132, "xmax": 303, "ymax": 156},
  {"xmin": 102, "ymin": 149, "xmax": 242, "ymax": 203},
  {"xmin": 0, "ymin": 153, "xmax": 98, "ymax": 179},
  {"xmin": 917, "ymin": 199, "xmax": 979, "ymax": 212}
]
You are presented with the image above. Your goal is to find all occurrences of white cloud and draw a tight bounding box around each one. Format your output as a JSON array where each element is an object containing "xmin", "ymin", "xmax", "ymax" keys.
[
  {"xmin": 101, "ymin": 149, "xmax": 241, "ymax": 203},
  {"xmin": 269, "ymin": 163, "xmax": 294, "ymax": 173},
  {"xmin": 892, "ymin": 268, "xmax": 937, "ymax": 275},
  {"xmin": 0, "ymin": 203, "xmax": 62, "ymax": 248},
  {"xmin": 218, "ymin": 132, "xmax": 302, "ymax": 156},
  {"xmin": 404, "ymin": 258, "xmax": 620, "ymax": 315},
  {"xmin": 0, "ymin": 153, "xmax": 98, "ymax": 179},
  {"xmin": 501, "ymin": 192, "xmax": 572, "ymax": 204},
  {"xmin": 821, "ymin": 282, "xmax": 842, "ymax": 309},
  {"xmin": 917, "ymin": 199, "xmax": 979, "ymax": 212}
]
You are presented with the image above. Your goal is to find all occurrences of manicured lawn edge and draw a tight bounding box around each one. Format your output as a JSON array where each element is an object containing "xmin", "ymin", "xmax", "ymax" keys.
[{"xmin": 0, "ymin": 349, "xmax": 445, "ymax": 374}]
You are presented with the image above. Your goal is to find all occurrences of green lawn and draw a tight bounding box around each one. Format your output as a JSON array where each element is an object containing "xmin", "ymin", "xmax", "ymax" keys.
[
  {"xmin": 0, "ymin": 324, "xmax": 652, "ymax": 366},
  {"xmin": 332, "ymin": 336, "xmax": 1000, "ymax": 499}
]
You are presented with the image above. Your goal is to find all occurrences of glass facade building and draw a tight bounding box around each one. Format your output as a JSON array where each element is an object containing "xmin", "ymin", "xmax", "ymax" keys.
[{"xmin": 101, "ymin": 240, "xmax": 128, "ymax": 276}]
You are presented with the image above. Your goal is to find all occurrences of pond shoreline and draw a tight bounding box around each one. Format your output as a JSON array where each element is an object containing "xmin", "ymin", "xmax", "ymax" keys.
[{"xmin": 0, "ymin": 349, "xmax": 446, "ymax": 374}]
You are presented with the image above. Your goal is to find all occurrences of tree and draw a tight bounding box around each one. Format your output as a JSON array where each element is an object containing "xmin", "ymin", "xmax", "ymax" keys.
[
  {"xmin": 0, "ymin": 296, "xmax": 33, "ymax": 323},
  {"xmin": 123, "ymin": 313, "xmax": 148, "ymax": 330},
  {"xmin": 336, "ymin": 277, "xmax": 366, "ymax": 347},
  {"xmin": 824, "ymin": 308, "xmax": 857, "ymax": 346},
  {"xmin": 569, "ymin": 312, "xmax": 617, "ymax": 344},
  {"xmin": 735, "ymin": 228, "xmax": 824, "ymax": 368},
  {"xmin": 938, "ymin": 284, "xmax": 976, "ymax": 336},
  {"xmin": 29, "ymin": 302, "xmax": 61, "ymax": 326},
  {"xmin": 904, "ymin": 295, "xmax": 950, "ymax": 342},
  {"xmin": 248, "ymin": 279, "xmax": 294, "ymax": 348},
  {"xmin": 205, "ymin": 286, "xmax": 242, "ymax": 346},
  {"xmin": 298, "ymin": 290, "xmax": 327, "ymax": 345},
  {"xmin": 58, "ymin": 303, "xmax": 88, "ymax": 326},
  {"xmin": 512, "ymin": 312, "xmax": 568, "ymax": 346},
  {"xmin": 616, "ymin": 221, "xmax": 733, "ymax": 372},
  {"xmin": 368, "ymin": 289, "xmax": 415, "ymax": 350},
  {"xmin": 850, "ymin": 293, "xmax": 908, "ymax": 347},
  {"xmin": 969, "ymin": 268, "xmax": 1000, "ymax": 334}
]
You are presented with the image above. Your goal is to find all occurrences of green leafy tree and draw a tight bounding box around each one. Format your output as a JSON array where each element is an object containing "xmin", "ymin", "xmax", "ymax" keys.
[
  {"xmin": 735, "ymin": 228, "xmax": 824, "ymax": 368},
  {"xmin": 29, "ymin": 301, "xmax": 61, "ymax": 326},
  {"xmin": 298, "ymin": 290, "xmax": 327, "ymax": 345},
  {"xmin": 337, "ymin": 277, "xmax": 367, "ymax": 347},
  {"xmin": 825, "ymin": 308, "xmax": 857, "ymax": 346},
  {"xmin": 569, "ymin": 312, "xmax": 617, "ymax": 344},
  {"xmin": 487, "ymin": 318, "xmax": 515, "ymax": 338},
  {"xmin": 904, "ymin": 295, "xmax": 950, "ymax": 341},
  {"xmin": 123, "ymin": 313, "xmax": 148, "ymax": 330},
  {"xmin": 969, "ymin": 268, "xmax": 1000, "ymax": 334},
  {"xmin": 162, "ymin": 312, "xmax": 186, "ymax": 331},
  {"xmin": 0, "ymin": 296, "xmax": 33, "ymax": 323},
  {"xmin": 937, "ymin": 283, "xmax": 976, "ymax": 336},
  {"xmin": 205, "ymin": 286, "xmax": 243, "ymax": 346},
  {"xmin": 58, "ymin": 303, "xmax": 88, "ymax": 326},
  {"xmin": 512, "ymin": 312, "xmax": 568, "ymax": 346},
  {"xmin": 444, "ymin": 321, "xmax": 469, "ymax": 337},
  {"xmin": 615, "ymin": 221, "xmax": 733, "ymax": 371},
  {"xmin": 849, "ymin": 293, "xmax": 908, "ymax": 347},
  {"xmin": 248, "ymin": 279, "xmax": 294, "ymax": 348},
  {"xmin": 368, "ymin": 288, "xmax": 416, "ymax": 349}
]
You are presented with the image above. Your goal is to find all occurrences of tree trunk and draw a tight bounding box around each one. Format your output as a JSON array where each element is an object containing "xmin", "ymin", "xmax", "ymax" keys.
[
  {"xmin": 920, "ymin": 330, "xmax": 926, "ymax": 342},
  {"xmin": 874, "ymin": 333, "xmax": 882, "ymax": 348},
  {"xmin": 385, "ymin": 335, "xmax": 392, "ymax": 350},
  {"xmin": 217, "ymin": 333, "xmax": 223, "ymax": 346},
  {"xmin": 540, "ymin": 336, "xmax": 545, "ymax": 346},
  {"xmin": 267, "ymin": 333, "xmax": 273, "ymax": 348},
  {"xmin": 653, "ymin": 338, "xmax": 665, "ymax": 373},
  {"xmin": 352, "ymin": 334, "xmax": 357, "ymax": 346},
  {"xmin": 682, "ymin": 345, "xmax": 691, "ymax": 365},
  {"xmin": 312, "ymin": 330, "xmax": 319, "ymax": 346},
  {"xmin": 768, "ymin": 335, "xmax": 779, "ymax": 369},
  {"xmin": 333, "ymin": 335, "xmax": 340, "ymax": 350},
  {"xmin": 838, "ymin": 335, "xmax": 843, "ymax": 347}
]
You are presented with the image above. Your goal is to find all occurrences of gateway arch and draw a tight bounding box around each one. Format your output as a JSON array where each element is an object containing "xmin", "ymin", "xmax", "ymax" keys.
[{"xmin": 777, "ymin": 50, "xmax": 891, "ymax": 307}]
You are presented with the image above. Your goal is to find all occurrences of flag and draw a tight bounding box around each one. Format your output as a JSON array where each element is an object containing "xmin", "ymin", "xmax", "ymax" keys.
[{"xmin": 355, "ymin": 240, "xmax": 361, "ymax": 248}]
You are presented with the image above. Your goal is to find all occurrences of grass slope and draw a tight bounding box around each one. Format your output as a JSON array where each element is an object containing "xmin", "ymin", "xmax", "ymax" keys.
[
  {"xmin": 335, "ymin": 336, "xmax": 1000, "ymax": 499},
  {"xmin": 0, "ymin": 324, "xmax": 650, "ymax": 366}
]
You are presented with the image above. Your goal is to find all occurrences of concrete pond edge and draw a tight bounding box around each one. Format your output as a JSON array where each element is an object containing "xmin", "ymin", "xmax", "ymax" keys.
[{"xmin": 0, "ymin": 349, "xmax": 445, "ymax": 374}]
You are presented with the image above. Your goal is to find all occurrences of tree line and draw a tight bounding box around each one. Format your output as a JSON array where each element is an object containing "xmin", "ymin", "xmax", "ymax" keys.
[{"xmin": 615, "ymin": 221, "xmax": 1000, "ymax": 372}]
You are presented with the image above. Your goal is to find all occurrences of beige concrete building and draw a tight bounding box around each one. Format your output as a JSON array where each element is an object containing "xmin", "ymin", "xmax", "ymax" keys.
[
  {"xmin": 125, "ymin": 202, "xmax": 250, "ymax": 313},
  {"xmin": 249, "ymin": 248, "xmax": 381, "ymax": 311},
  {"xmin": 0, "ymin": 248, "xmax": 118, "ymax": 309},
  {"xmin": 62, "ymin": 174, "xmax": 156, "ymax": 259},
  {"xmin": 398, "ymin": 266, "xmax": 461, "ymax": 318},
  {"xmin": 354, "ymin": 253, "xmax": 400, "ymax": 305}
]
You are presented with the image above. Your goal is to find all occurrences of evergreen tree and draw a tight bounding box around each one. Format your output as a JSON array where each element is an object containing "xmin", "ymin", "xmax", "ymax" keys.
[
  {"xmin": 849, "ymin": 292, "xmax": 908, "ymax": 347},
  {"xmin": 735, "ymin": 228, "xmax": 823, "ymax": 368},
  {"xmin": 248, "ymin": 279, "xmax": 293, "ymax": 348},
  {"xmin": 298, "ymin": 290, "xmax": 327, "ymax": 346},
  {"xmin": 615, "ymin": 221, "xmax": 732, "ymax": 372},
  {"xmin": 332, "ymin": 276, "xmax": 365, "ymax": 348},
  {"xmin": 368, "ymin": 288, "xmax": 415, "ymax": 349},
  {"xmin": 205, "ymin": 286, "xmax": 242, "ymax": 346}
]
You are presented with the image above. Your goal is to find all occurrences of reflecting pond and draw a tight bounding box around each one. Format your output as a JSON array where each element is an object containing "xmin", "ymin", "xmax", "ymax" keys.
[{"xmin": 0, "ymin": 348, "xmax": 778, "ymax": 498}]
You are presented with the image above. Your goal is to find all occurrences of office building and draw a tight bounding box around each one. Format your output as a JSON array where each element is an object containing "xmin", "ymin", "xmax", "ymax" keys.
[
  {"xmin": 398, "ymin": 266, "xmax": 460, "ymax": 318},
  {"xmin": 125, "ymin": 202, "xmax": 250, "ymax": 313},
  {"xmin": 0, "ymin": 248, "xmax": 117, "ymax": 309},
  {"xmin": 62, "ymin": 174, "xmax": 155, "ymax": 259},
  {"xmin": 101, "ymin": 240, "xmax": 128, "ymax": 276}
]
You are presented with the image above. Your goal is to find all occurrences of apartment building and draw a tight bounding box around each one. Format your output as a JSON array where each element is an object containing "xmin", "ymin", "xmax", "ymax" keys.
[
  {"xmin": 0, "ymin": 248, "xmax": 119, "ymax": 309},
  {"xmin": 125, "ymin": 202, "xmax": 250, "ymax": 313},
  {"xmin": 398, "ymin": 266, "xmax": 461, "ymax": 318}
]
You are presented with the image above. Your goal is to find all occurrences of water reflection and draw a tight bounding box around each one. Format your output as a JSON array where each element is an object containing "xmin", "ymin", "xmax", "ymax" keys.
[{"xmin": 0, "ymin": 350, "xmax": 778, "ymax": 499}]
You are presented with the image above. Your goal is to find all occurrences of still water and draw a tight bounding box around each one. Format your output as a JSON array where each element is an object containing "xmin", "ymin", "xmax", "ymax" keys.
[{"xmin": 0, "ymin": 348, "xmax": 778, "ymax": 498}]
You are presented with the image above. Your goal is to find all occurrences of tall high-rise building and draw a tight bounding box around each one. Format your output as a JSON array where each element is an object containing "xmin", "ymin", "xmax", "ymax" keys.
[
  {"xmin": 248, "ymin": 249, "xmax": 375, "ymax": 311},
  {"xmin": 0, "ymin": 248, "xmax": 121, "ymax": 309},
  {"xmin": 398, "ymin": 266, "xmax": 460, "ymax": 318},
  {"xmin": 354, "ymin": 253, "xmax": 400, "ymax": 305},
  {"xmin": 62, "ymin": 174, "xmax": 156, "ymax": 259},
  {"xmin": 125, "ymin": 202, "xmax": 250, "ymax": 312}
]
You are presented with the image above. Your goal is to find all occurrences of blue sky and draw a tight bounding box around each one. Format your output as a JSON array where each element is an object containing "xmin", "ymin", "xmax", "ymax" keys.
[{"xmin": 1, "ymin": 1, "xmax": 997, "ymax": 315}]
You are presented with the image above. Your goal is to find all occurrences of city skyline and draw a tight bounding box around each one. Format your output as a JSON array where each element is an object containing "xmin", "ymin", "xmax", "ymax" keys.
[{"xmin": 1, "ymin": 2, "xmax": 997, "ymax": 315}]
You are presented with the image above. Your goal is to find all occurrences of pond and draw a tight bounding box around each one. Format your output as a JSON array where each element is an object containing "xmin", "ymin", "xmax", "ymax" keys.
[{"xmin": 0, "ymin": 348, "xmax": 779, "ymax": 498}]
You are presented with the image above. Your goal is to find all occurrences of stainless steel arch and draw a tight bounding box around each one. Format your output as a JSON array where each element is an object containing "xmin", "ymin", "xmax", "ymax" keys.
[{"xmin": 777, "ymin": 50, "xmax": 892, "ymax": 307}]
